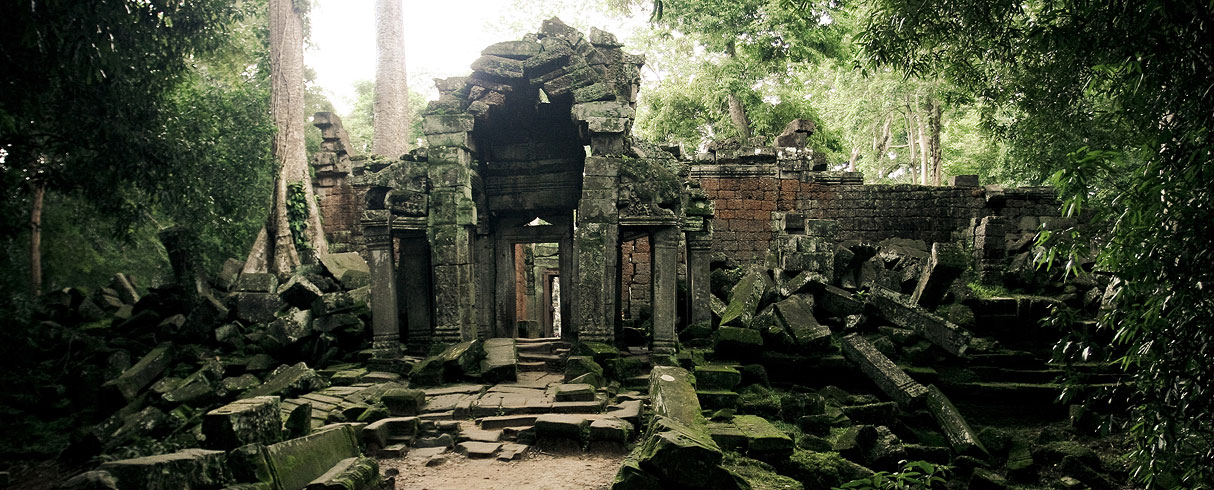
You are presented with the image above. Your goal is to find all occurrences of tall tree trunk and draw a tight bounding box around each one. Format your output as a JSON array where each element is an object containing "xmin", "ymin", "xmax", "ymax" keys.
[
  {"xmin": 246, "ymin": 0, "xmax": 327, "ymax": 274},
  {"xmin": 374, "ymin": 0, "xmax": 410, "ymax": 157},
  {"xmin": 847, "ymin": 147, "xmax": 860, "ymax": 172},
  {"xmin": 904, "ymin": 101, "xmax": 917, "ymax": 184},
  {"xmin": 875, "ymin": 118, "xmax": 892, "ymax": 178},
  {"xmin": 29, "ymin": 181, "xmax": 44, "ymax": 296},
  {"xmin": 724, "ymin": 40, "xmax": 752, "ymax": 140},
  {"xmin": 927, "ymin": 97, "xmax": 943, "ymax": 185},
  {"xmin": 918, "ymin": 111, "xmax": 929, "ymax": 185}
]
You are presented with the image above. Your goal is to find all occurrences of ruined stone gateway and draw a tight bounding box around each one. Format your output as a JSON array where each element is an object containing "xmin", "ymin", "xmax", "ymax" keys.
[{"xmin": 54, "ymin": 19, "xmax": 1119, "ymax": 490}]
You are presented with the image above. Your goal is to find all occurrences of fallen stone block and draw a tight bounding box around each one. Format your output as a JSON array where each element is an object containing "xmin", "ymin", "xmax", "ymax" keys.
[
  {"xmin": 774, "ymin": 296, "xmax": 832, "ymax": 352},
  {"xmin": 59, "ymin": 470, "xmax": 119, "ymax": 490},
  {"xmin": 713, "ymin": 326, "xmax": 764, "ymax": 360},
  {"xmin": 840, "ymin": 334, "xmax": 928, "ymax": 408},
  {"xmin": 235, "ymin": 292, "xmax": 285, "ymax": 324},
  {"xmin": 242, "ymin": 362, "xmax": 329, "ymax": 399},
  {"xmin": 534, "ymin": 414, "xmax": 591, "ymax": 441},
  {"xmin": 694, "ymin": 365, "xmax": 741, "ymax": 391},
  {"xmin": 202, "ymin": 396, "xmax": 282, "ymax": 450},
  {"xmin": 97, "ymin": 448, "xmax": 230, "ymax": 490},
  {"xmin": 649, "ymin": 366, "xmax": 701, "ymax": 426},
  {"xmin": 868, "ymin": 286, "xmax": 974, "ymax": 356},
  {"xmin": 110, "ymin": 273, "xmax": 140, "ymax": 304},
  {"xmin": 925, "ymin": 384, "xmax": 987, "ymax": 458},
  {"xmin": 719, "ymin": 267, "xmax": 775, "ymax": 327},
  {"xmin": 732, "ymin": 415, "xmax": 794, "ymax": 460},
  {"xmin": 439, "ymin": 340, "xmax": 485, "ymax": 379},
  {"xmin": 264, "ymin": 425, "xmax": 361, "ymax": 490},
  {"xmin": 101, "ymin": 342, "xmax": 173, "ymax": 406},
  {"xmin": 637, "ymin": 417, "xmax": 723, "ymax": 489},
  {"xmin": 815, "ymin": 282, "xmax": 864, "ymax": 316},
  {"xmin": 162, "ymin": 358, "xmax": 224, "ymax": 407},
  {"xmin": 305, "ymin": 456, "xmax": 379, "ymax": 490},
  {"xmin": 362, "ymin": 417, "xmax": 418, "ymax": 451},
  {"xmin": 590, "ymin": 418, "xmax": 633, "ymax": 442},
  {"xmin": 554, "ymin": 383, "xmax": 596, "ymax": 402},
  {"xmin": 408, "ymin": 357, "xmax": 443, "ymax": 387},
  {"xmin": 317, "ymin": 253, "xmax": 370, "ymax": 290},
  {"xmin": 278, "ymin": 275, "xmax": 323, "ymax": 309},
  {"xmin": 910, "ymin": 242, "xmax": 969, "ymax": 308},
  {"xmin": 380, "ymin": 388, "xmax": 425, "ymax": 416},
  {"xmin": 564, "ymin": 356, "xmax": 604, "ymax": 382},
  {"xmin": 696, "ymin": 390, "xmax": 739, "ymax": 410},
  {"xmin": 457, "ymin": 441, "xmax": 502, "ymax": 458},
  {"xmin": 479, "ymin": 338, "xmax": 518, "ymax": 383}
]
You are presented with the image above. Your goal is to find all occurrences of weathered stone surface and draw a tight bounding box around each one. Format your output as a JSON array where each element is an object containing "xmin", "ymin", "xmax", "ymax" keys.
[
  {"xmin": 925, "ymin": 384, "xmax": 987, "ymax": 458},
  {"xmin": 202, "ymin": 396, "xmax": 281, "ymax": 450},
  {"xmin": 264, "ymin": 425, "xmax": 361, "ymax": 490},
  {"xmin": 554, "ymin": 383, "xmax": 596, "ymax": 402},
  {"xmin": 910, "ymin": 242, "xmax": 968, "ymax": 308},
  {"xmin": 305, "ymin": 456, "xmax": 379, "ymax": 490},
  {"xmin": 564, "ymin": 355, "xmax": 604, "ymax": 382},
  {"xmin": 590, "ymin": 418, "xmax": 633, "ymax": 442},
  {"xmin": 482, "ymin": 40, "xmax": 541, "ymax": 59},
  {"xmin": 408, "ymin": 357, "xmax": 444, "ymax": 387},
  {"xmin": 59, "ymin": 470, "xmax": 119, "ymax": 490},
  {"xmin": 278, "ymin": 275, "xmax": 323, "ymax": 309},
  {"xmin": 719, "ymin": 267, "xmax": 775, "ymax": 327},
  {"xmin": 97, "ymin": 449, "xmax": 229, "ymax": 490},
  {"xmin": 471, "ymin": 55, "xmax": 525, "ymax": 79},
  {"xmin": 235, "ymin": 273, "xmax": 277, "ymax": 293},
  {"xmin": 479, "ymin": 338, "xmax": 518, "ymax": 383},
  {"xmin": 534, "ymin": 414, "xmax": 591, "ymax": 441},
  {"xmin": 840, "ymin": 334, "xmax": 928, "ymax": 407},
  {"xmin": 362, "ymin": 416, "xmax": 418, "ymax": 450},
  {"xmin": 162, "ymin": 358, "xmax": 224, "ymax": 406},
  {"xmin": 110, "ymin": 273, "xmax": 140, "ymax": 304},
  {"xmin": 714, "ymin": 326, "xmax": 765, "ymax": 360},
  {"xmin": 235, "ymin": 292, "xmax": 285, "ymax": 324},
  {"xmin": 101, "ymin": 342, "xmax": 172, "ymax": 405},
  {"xmin": 694, "ymin": 365, "xmax": 742, "ymax": 391},
  {"xmin": 649, "ymin": 366, "xmax": 701, "ymax": 426},
  {"xmin": 380, "ymin": 388, "xmax": 425, "ymax": 416},
  {"xmin": 457, "ymin": 441, "xmax": 502, "ymax": 458},
  {"xmin": 815, "ymin": 282, "xmax": 863, "ymax": 316},
  {"xmin": 242, "ymin": 362, "xmax": 328, "ymax": 399},
  {"xmin": 439, "ymin": 340, "xmax": 485, "ymax": 379},
  {"xmin": 732, "ymin": 415, "xmax": 794, "ymax": 460},
  {"xmin": 868, "ymin": 286, "xmax": 974, "ymax": 356},
  {"xmin": 773, "ymin": 296, "xmax": 832, "ymax": 352},
  {"xmin": 637, "ymin": 418, "xmax": 723, "ymax": 489}
]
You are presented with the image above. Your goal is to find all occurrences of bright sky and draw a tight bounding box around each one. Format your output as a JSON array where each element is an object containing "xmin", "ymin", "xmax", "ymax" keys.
[{"xmin": 305, "ymin": 0, "xmax": 648, "ymax": 114}]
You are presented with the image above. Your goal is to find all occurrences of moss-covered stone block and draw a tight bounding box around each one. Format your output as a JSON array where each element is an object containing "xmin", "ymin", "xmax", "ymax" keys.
[
  {"xmin": 564, "ymin": 356, "xmax": 605, "ymax": 382},
  {"xmin": 380, "ymin": 388, "xmax": 425, "ymax": 416},
  {"xmin": 637, "ymin": 417, "xmax": 724, "ymax": 489},
  {"xmin": 408, "ymin": 357, "xmax": 443, "ymax": 387},
  {"xmin": 775, "ymin": 450, "xmax": 873, "ymax": 488},
  {"xmin": 714, "ymin": 326, "xmax": 764, "ymax": 361},
  {"xmin": 97, "ymin": 448, "xmax": 231, "ymax": 490},
  {"xmin": 202, "ymin": 396, "xmax": 282, "ymax": 451},
  {"xmin": 575, "ymin": 341, "xmax": 621, "ymax": 366},
  {"xmin": 733, "ymin": 415, "xmax": 794, "ymax": 460},
  {"xmin": 695, "ymin": 365, "xmax": 742, "ymax": 391}
]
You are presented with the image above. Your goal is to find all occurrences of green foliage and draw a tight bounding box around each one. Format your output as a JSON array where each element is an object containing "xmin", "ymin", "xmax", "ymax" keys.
[
  {"xmin": 286, "ymin": 181, "xmax": 312, "ymax": 252},
  {"xmin": 967, "ymin": 281, "xmax": 1010, "ymax": 300},
  {"xmin": 834, "ymin": 460, "xmax": 949, "ymax": 490},
  {"xmin": 860, "ymin": 0, "xmax": 1214, "ymax": 485}
]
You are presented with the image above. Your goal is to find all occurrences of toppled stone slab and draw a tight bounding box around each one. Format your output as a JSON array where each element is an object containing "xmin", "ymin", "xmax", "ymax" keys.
[
  {"xmin": 637, "ymin": 417, "xmax": 724, "ymax": 489},
  {"xmin": 713, "ymin": 326, "xmax": 764, "ymax": 360},
  {"xmin": 816, "ymin": 282, "xmax": 864, "ymax": 316},
  {"xmin": 719, "ymin": 267, "xmax": 775, "ymax": 327},
  {"xmin": 840, "ymin": 334, "xmax": 929, "ymax": 407},
  {"xmin": 868, "ymin": 286, "xmax": 974, "ymax": 356},
  {"xmin": 564, "ymin": 355, "xmax": 604, "ymax": 382},
  {"xmin": 732, "ymin": 415, "xmax": 794, "ymax": 460},
  {"xmin": 278, "ymin": 275, "xmax": 323, "ymax": 309},
  {"xmin": 457, "ymin": 441, "xmax": 502, "ymax": 458},
  {"xmin": 534, "ymin": 414, "xmax": 591, "ymax": 441},
  {"xmin": 305, "ymin": 456, "xmax": 379, "ymax": 490},
  {"xmin": 649, "ymin": 366, "xmax": 701, "ymax": 426},
  {"xmin": 773, "ymin": 295, "xmax": 832, "ymax": 352},
  {"xmin": 439, "ymin": 340, "xmax": 486, "ymax": 379},
  {"xmin": 380, "ymin": 388, "xmax": 425, "ymax": 416},
  {"xmin": 317, "ymin": 253, "xmax": 370, "ymax": 290},
  {"xmin": 554, "ymin": 383, "xmax": 596, "ymax": 402},
  {"xmin": 202, "ymin": 396, "xmax": 282, "ymax": 450},
  {"xmin": 910, "ymin": 242, "xmax": 968, "ymax": 308},
  {"xmin": 97, "ymin": 448, "xmax": 229, "ymax": 490},
  {"xmin": 101, "ymin": 342, "xmax": 172, "ymax": 406},
  {"xmin": 694, "ymin": 365, "xmax": 741, "ymax": 391},
  {"xmin": 925, "ymin": 384, "xmax": 988, "ymax": 458},
  {"xmin": 478, "ymin": 414, "xmax": 538, "ymax": 430},
  {"xmin": 362, "ymin": 417, "xmax": 418, "ymax": 451},
  {"xmin": 480, "ymin": 338, "xmax": 518, "ymax": 383},
  {"xmin": 590, "ymin": 418, "xmax": 633, "ymax": 442},
  {"xmin": 265, "ymin": 425, "xmax": 361, "ymax": 490},
  {"xmin": 243, "ymin": 362, "xmax": 329, "ymax": 399}
]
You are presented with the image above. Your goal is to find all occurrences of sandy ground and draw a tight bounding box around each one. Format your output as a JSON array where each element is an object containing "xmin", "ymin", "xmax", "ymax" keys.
[{"xmin": 380, "ymin": 448, "xmax": 626, "ymax": 490}]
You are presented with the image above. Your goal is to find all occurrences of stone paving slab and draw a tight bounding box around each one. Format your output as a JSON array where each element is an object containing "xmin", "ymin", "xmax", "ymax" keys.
[
  {"xmin": 424, "ymin": 384, "xmax": 487, "ymax": 396},
  {"xmin": 456, "ymin": 441, "xmax": 502, "ymax": 458}
]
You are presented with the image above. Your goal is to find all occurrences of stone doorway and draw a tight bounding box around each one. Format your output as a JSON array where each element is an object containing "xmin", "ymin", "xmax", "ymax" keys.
[{"xmin": 492, "ymin": 214, "xmax": 572, "ymax": 340}]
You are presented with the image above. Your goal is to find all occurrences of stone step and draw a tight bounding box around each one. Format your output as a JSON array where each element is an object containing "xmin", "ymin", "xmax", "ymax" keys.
[
  {"xmin": 518, "ymin": 361, "xmax": 548, "ymax": 372},
  {"xmin": 456, "ymin": 441, "xmax": 502, "ymax": 458},
  {"xmin": 696, "ymin": 390, "xmax": 739, "ymax": 410},
  {"xmin": 519, "ymin": 353, "xmax": 566, "ymax": 371},
  {"xmin": 969, "ymin": 366, "xmax": 1065, "ymax": 384},
  {"xmin": 478, "ymin": 414, "xmax": 539, "ymax": 430}
]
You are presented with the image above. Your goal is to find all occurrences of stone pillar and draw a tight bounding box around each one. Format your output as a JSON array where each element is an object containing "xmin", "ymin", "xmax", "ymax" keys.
[
  {"xmin": 651, "ymin": 227, "xmax": 679, "ymax": 354},
  {"xmin": 399, "ymin": 236, "xmax": 432, "ymax": 354},
  {"xmin": 573, "ymin": 156, "xmax": 621, "ymax": 343},
  {"xmin": 424, "ymin": 115, "xmax": 479, "ymax": 344},
  {"xmin": 363, "ymin": 210, "xmax": 400, "ymax": 357},
  {"xmin": 686, "ymin": 238, "xmax": 713, "ymax": 327},
  {"xmin": 558, "ymin": 229, "xmax": 574, "ymax": 339},
  {"xmin": 474, "ymin": 232, "xmax": 495, "ymax": 340}
]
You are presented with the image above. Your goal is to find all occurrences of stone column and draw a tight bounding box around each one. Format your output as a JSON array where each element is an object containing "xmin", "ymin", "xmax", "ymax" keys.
[
  {"xmin": 363, "ymin": 210, "xmax": 400, "ymax": 357},
  {"xmin": 399, "ymin": 236, "xmax": 432, "ymax": 354},
  {"xmin": 424, "ymin": 115, "xmax": 479, "ymax": 344},
  {"xmin": 651, "ymin": 227, "xmax": 679, "ymax": 354},
  {"xmin": 686, "ymin": 238, "xmax": 713, "ymax": 327},
  {"xmin": 573, "ymin": 156, "xmax": 620, "ymax": 343}
]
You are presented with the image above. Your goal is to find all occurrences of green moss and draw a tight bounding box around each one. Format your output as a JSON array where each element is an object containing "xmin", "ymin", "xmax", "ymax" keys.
[
  {"xmin": 778, "ymin": 450, "xmax": 873, "ymax": 488},
  {"xmin": 722, "ymin": 452, "xmax": 804, "ymax": 490},
  {"xmin": 968, "ymin": 281, "xmax": 1011, "ymax": 299}
]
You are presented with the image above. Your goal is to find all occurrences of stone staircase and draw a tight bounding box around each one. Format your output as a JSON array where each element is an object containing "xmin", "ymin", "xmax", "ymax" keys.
[{"xmin": 516, "ymin": 337, "xmax": 571, "ymax": 372}]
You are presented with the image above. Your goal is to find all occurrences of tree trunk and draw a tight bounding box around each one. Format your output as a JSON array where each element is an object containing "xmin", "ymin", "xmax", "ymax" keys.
[
  {"xmin": 927, "ymin": 97, "xmax": 943, "ymax": 185},
  {"xmin": 847, "ymin": 147, "xmax": 859, "ymax": 172},
  {"xmin": 904, "ymin": 101, "xmax": 917, "ymax": 184},
  {"xmin": 724, "ymin": 40, "xmax": 752, "ymax": 140},
  {"xmin": 918, "ymin": 111, "xmax": 929, "ymax": 185},
  {"xmin": 29, "ymin": 181, "xmax": 44, "ymax": 296},
  {"xmin": 875, "ymin": 118, "xmax": 892, "ymax": 178},
  {"xmin": 246, "ymin": 0, "xmax": 327, "ymax": 274},
  {"xmin": 374, "ymin": 0, "xmax": 410, "ymax": 157}
]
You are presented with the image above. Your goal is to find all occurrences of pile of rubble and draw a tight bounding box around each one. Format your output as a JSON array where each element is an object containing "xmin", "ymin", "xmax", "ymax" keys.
[{"xmin": 612, "ymin": 228, "xmax": 1124, "ymax": 489}]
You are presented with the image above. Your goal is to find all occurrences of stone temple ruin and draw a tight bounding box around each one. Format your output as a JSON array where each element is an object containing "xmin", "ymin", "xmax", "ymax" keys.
[{"xmin": 47, "ymin": 19, "xmax": 1121, "ymax": 490}]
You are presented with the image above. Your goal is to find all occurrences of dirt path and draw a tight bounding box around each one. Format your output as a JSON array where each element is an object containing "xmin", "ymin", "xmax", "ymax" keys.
[{"xmin": 381, "ymin": 448, "xmax": 626, "ymax": 490}]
